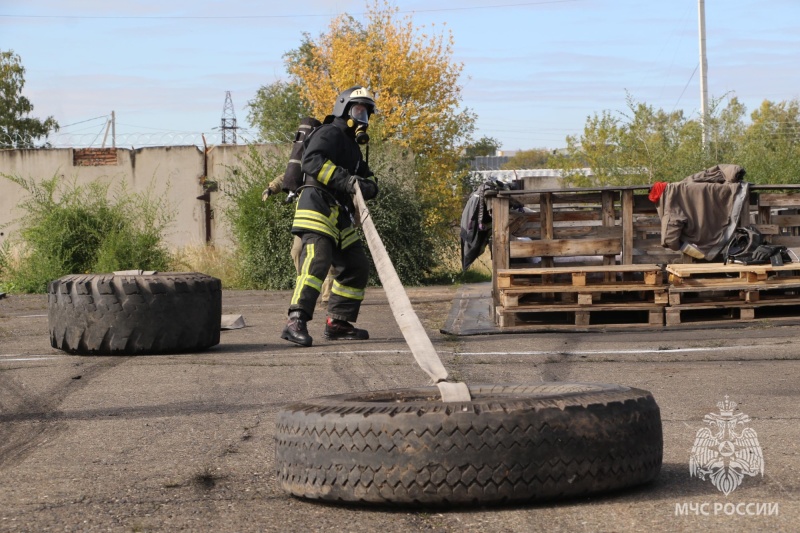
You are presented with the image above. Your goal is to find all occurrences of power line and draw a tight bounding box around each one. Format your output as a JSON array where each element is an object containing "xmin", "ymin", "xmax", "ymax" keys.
[
  {"xmin": 58, "ymin": 115, "xmax": 109, "ymax": 129},
  {"xmin": 671, "ymin": 63, "xmax": 699, "ymax": 113},
  {"xmin": 0, "ymin": 1, "xmax": 581, "ymax": 20}
]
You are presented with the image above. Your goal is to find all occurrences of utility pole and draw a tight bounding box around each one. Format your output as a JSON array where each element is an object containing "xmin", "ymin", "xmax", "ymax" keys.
[
  {"xmin": 698, "ymin": 0, "xmax": 709, "ymax": 148},
  {"xmin": 101, "ymin": 111, "xmax": 116, "ymax": 148},
  {"xmin": 221, "ymin": 91, "xmax": 238, "ymax": 144}
]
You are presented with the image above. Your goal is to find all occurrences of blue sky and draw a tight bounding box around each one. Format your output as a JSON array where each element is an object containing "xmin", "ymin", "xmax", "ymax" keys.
[{"xmin": 2, "ymin": 0, "xmax": 800, "ymax": 151}]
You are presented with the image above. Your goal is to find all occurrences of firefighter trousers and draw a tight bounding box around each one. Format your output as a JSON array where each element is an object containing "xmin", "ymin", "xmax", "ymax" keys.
[{"xmin": 288, "ymin": 232, "xmax": 369, "ymax": 323}]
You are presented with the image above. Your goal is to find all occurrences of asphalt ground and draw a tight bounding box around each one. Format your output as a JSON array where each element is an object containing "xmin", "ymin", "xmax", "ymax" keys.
[{"xmin": 1, "ymin": 286, "xmax": 798, "ymax": 532}]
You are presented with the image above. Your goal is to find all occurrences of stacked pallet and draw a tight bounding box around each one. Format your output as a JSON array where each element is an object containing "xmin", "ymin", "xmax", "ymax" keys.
[
  {"xmin": 665, "ymin": 263, "xmax": 800, "ymax": 325},
  {"xmin": 495, "ymin": 264, "xmax": 666, "ymax": 329}
]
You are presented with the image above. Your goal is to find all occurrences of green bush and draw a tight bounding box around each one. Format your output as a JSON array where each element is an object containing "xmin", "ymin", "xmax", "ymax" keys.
[
  {"xmin": 221, "ymin": 145, "xmax": 297, "ymax": 290},
  {"xmin": 0, "ymin": 174, "xmax": 172, "ymax": 293},
  {"xmin": 365, "ymin": 143, "xmax": 442, "ymax": 285}
]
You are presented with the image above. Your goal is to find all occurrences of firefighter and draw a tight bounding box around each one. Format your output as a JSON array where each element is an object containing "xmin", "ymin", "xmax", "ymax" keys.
[{"xmin": 280, "ymin": 85, "xmax": 379, "ymax": 347}]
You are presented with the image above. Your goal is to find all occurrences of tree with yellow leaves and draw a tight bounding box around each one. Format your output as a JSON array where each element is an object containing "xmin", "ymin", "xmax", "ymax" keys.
[{"xmin": 283, "ymin": 0, "xmax": 476, "ymax": 232}]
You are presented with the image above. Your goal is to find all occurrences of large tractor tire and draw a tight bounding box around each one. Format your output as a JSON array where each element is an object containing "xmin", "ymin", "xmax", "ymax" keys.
[
  {"xmin": 48, "ymin": 272, "xmax": 222, "ymax": 355},
  {"xmin": 275, "ymin": 383, "xmax": 662, "ymax": 506}
]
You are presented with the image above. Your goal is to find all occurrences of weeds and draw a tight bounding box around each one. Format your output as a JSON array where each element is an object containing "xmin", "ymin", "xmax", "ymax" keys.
[
  {"xmin": 170, "ymin": 244, "xmax": 239, "ymax": 288},
  {"xmin": 0, "ymin": 173, "xmax": 173, "ymax": 293},
  {"xmin": 219, "ymin": 145, "xmax": 297, "ymax": 290}
]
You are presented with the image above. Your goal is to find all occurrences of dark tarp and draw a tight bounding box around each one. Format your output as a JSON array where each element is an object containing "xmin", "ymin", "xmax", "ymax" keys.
[{"xmin": 460, "ymin": 179, "xmax": 519, "ymax": 271}]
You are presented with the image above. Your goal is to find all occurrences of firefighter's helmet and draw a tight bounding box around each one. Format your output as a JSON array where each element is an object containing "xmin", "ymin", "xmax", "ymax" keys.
[{"xmin": 332, "ymin": 86, "xmax": 376, "ymax": 119}]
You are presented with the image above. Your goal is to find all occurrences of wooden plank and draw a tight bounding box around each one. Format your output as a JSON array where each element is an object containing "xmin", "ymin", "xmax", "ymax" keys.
[
  {"xmin": 601, "ymin": 191, "xmax": 616, "ymax": 227},
  {"xmin": 758, "ymin": 193, "xmax": 800, "ymax": 207},
  {"xmin": 601, "ymin": 190, "xmax": 616, "ymax": 274},
  {"xmin": 499, "ymin": 264, "xmax": 662, "ymax": 274},
  {"xmin": 668, "ymin": 277, "xmax": 800, "ymax": 293},
  {"xmin": 540, "ymin": 192, "xmax": 554, "ymax": 270},
  {"xmin": 770, "ymin": 215, "xmax": 800, "ymax": 227},
  {"xmin": 758, "ymin": 205, "xmax": 771, "ymax": 224},
  {"xmin": 491, "ymin": 195, "xmax": 509, "ymax": 311},
  {"xmin": 550, "ymin": 192, "xmax": 618, "ymax": 204},
  {"xmin": 752, "ymin": 223, "xmax": 780, "ymax": 235},
  {"xmin": 664, "ymin": 296, "xmax": 800, "ymax": 326},
  {"xmin": 771, "ymin": 236, "xmax": 800, "ymax": 247},
  {"xmin": 510, "ymin": 238, "xmax": 622, "ymax": 258},
  {"xmin": 513, "ymin": 225, "xmax": 623, "ymax": 240},
  {"xmin": 500, "ymin": 283, "xmax": 667, "ymax": 295},
  {"xmin": 509, "ymin": 210, "xmax": 605, "ymax": 226},
  {"xmin": 649, "ymin": 309, "xmax": 664, "ymax": 325},
  {"xmin": 622, "ymin": 190, "xmax": 634, "ymax": 265},
  {"xmin": 495, "ymin": 303, "xmax": 665, "ymax": 329},
  {"xmin": 666, "ymin": 263, "xmax": 800, "ymax": 276}
]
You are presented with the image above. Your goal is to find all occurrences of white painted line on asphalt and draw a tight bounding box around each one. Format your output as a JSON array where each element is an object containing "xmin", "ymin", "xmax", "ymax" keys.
[
  {"xmin": 0, "ymin": 353, "xmax": 60, "ymax": 358},
  {"xmin": 18, "ymin": 314, "xmax": 47, "ymax": 318},
  {"xmin": 456, "ymin": 345, "xmax": 751, "ymax": 356},
  {"xmin": 1, "ymin": 357, "xmax": 59, "ymax": 362}
]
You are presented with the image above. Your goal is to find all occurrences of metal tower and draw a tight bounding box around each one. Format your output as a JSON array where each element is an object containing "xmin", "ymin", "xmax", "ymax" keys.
[{"xmin": 221, "ymin": 91, "xmax": 238, "ymax": 144}]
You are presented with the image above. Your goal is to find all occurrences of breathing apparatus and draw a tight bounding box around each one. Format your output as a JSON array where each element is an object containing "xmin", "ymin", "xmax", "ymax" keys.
[
  {"xmin": 348, "ymin": 104, "xmax": 371, "ymax": 145},
  {"xmin": 333, "ymin": 85, "xmax": 376, "ymax": 145}
]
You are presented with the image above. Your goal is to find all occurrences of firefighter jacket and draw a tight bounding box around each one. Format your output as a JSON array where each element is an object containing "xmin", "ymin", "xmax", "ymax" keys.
[
  {"xmin": 657, "ymin": 164, "xmax": 749, "ymax": 261},
  {"xmin": 292, "ymin": 117, "xmax": 377, "ymax": 249}
]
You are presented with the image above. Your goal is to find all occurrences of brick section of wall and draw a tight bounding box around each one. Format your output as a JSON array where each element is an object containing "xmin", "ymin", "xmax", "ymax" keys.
[{"xmin": 73, "ymin": 148, "xmax": 118, "ymax": 166}]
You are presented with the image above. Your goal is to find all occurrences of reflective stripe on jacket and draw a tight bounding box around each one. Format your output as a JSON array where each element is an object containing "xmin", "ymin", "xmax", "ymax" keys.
[{"xmin": 291, "ymin": 117, "xmax": 375, "ymax": 248}]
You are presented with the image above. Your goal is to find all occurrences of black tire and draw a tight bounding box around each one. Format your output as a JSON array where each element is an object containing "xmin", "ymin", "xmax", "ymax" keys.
[
  {"xmin": 48, "ymin": 272, "xmax": 222, "ymax": 355},
  {"xmin": 275, "ymin": 383, "xmax": 662, "ymax": 506}
]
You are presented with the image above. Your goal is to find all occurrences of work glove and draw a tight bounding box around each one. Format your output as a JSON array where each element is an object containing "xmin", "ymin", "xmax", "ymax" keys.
[
  {"xmin": 358, "ymin": 178, "xmax": 378, "ymax": 200},
  {"xmin": 751, "ymin": 245, "xmax": 777, "ymax": 262},
  {"xmin": 262, "ymin": 175, "xmax": 284, "ymax": 201},
  {"xmin": 346, "ymin": 175, "xmax": 378, "ymax": 200}
]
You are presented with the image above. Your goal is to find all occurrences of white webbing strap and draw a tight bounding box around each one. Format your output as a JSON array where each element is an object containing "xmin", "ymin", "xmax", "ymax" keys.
[{"xmin": 354, "ymin": 183, "xmax": 472, "ymax": 402}]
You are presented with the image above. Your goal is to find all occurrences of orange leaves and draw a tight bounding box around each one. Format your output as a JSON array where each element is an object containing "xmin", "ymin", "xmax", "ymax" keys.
[{"xmin": 285, "ymin": 0, "xmax": 475, "ymax": 233}]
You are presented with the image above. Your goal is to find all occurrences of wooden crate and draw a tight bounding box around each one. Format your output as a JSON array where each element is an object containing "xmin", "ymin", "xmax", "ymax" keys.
[
  {"xmin": 496, "ymin": 264, "xmax": 667, "ymax": 307},
  {"xmin": 496, "ymin": 303, "xmax": 664, "ymax": 329},
  {"xmin": 666, "ymin": 262, "xmax": 800, "ymax": 303},
  {"xmin": 665, "ymin": 299, "xmax": 800, "ymax": 326},
  {"xmin": 665, "ymin": 262, "xmax": 800, "ymax": 325}
]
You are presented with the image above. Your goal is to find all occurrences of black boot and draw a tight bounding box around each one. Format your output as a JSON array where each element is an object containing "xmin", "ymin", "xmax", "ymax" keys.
[
  {"xmin": 281, "ymin": 310, "xmax": 313, "ymax": 347},
  {"xmin": 324, "ymin": 318, "xmax": 369, "ymax": 340}
]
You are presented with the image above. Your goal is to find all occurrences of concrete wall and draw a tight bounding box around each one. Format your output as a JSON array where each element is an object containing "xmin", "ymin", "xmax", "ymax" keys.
[
  {"xmin": 470, "ymin": 169, "xmax": 569, "ymax": 190},
  {"xmin": 0, "ymin": 145, "xmax": 275, "ymax": 251}
]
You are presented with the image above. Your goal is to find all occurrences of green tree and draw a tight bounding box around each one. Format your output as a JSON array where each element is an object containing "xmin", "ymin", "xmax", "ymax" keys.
[
  {"xmin": 0, "ymin": 50, "xmax": 59, "ymax": 148},
  {"xmin": 464, "ymin": 136, "xmax": 501, "ymax": 158},
  {"xmin": 502, "ymin": 148, "xmax": 552, "ymax": 169},
  {"xmin": 552, "ymin": 93, "xmax": 750, "ymax": 186},
  {"xmin": 283, "ymin": 0, "xmax": 476, "ymax": 232},
  {"xmin": 737, "ymin": 99, "xmax": 800, "ymax": 184},
  {"xmin": 246, "ymin": 80, "xmax": 311, "ymax": 143}
]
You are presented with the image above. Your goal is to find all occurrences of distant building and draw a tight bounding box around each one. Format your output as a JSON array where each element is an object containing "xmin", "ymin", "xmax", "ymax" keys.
[{"xmin": 469, "ymin": 155, "xmax": 511, "ymax": 171}]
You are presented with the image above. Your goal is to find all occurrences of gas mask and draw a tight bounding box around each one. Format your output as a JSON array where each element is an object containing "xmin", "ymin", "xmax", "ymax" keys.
[{"xmin": 347, "ymin": 104, "xmax": 370, "ymax": 145}]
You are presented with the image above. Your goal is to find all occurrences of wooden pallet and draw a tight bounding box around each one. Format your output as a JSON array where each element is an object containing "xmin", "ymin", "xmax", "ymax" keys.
[
  {"xmin": 498, "ymin": 264, "xmax": 664, "ymax": 287},
  {"xmin": 666, "ymin": 262, "xmax": 800, "ymax": 284},
  {"xmin": 660, "ymin": 262, "xmax": 800, "ymax": 325},
  {"xmin": 496, "ymin": 264, "xmax": 667, "ymax": 307},
  {"xmin": 496, "ymin": 303, "xmax": 664, "ymax": 329},
  {"xmin": 666, "ymin": 262, "xmax": 800, "ymax": 305},
  {"xmin": 665, "ymin": 298, "xmax": 800, "ymax": 326}
]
